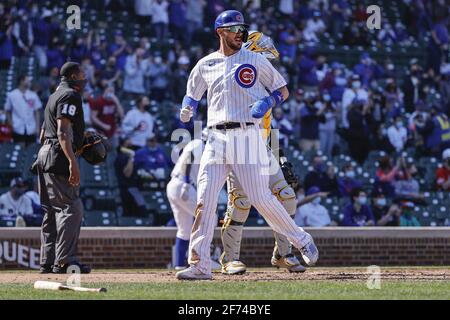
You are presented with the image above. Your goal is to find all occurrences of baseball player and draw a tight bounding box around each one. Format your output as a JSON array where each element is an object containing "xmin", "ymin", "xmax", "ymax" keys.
[
  {"xmin": 167, "ymin": 130, "xmax": 206, "ymax": 270},
  {"xmin": 176, "ymin": 10, "xmax": 318, "ymax": 280},
  {"xmin": 36, "ymin": 62, "xmax": 90, "ymax": 274},
  {"xmin": 220, "ymin": 31, "xmax": 306, "ymax": 274}
]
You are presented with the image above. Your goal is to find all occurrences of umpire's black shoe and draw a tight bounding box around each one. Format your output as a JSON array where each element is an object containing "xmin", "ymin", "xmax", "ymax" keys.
[
  {"xmin": 53, "ymin": 261, "xmax": 91, "ymax": 274},
  {"xmin": 39, "ymin": 264, "xmax": 53, "ymax": 274}
]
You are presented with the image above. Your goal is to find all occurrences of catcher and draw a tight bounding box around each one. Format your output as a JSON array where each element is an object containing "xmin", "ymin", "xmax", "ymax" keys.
[
  {"xmin": 34, "ymin": 62, "xmax": 109, "ymax": 274},
  {"xmin": 220, "ymin": 32, "xmax": 319, "ymax": 274}
]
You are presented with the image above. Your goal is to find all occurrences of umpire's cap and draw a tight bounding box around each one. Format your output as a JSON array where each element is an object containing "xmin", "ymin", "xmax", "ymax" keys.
[
  {"xmin": 214, "ymin": 10, "xmax": 249, "ymax": 30},
  {"xmin": 60, "ymin": 62, "xmax": 81, "ymax": 78}
]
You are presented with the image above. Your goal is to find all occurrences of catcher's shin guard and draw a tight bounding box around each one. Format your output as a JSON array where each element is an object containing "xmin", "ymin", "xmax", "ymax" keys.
[
  {"xmin": 271, "ymin": 179, "xmax": 297, "ymax": 257},
  {"xmin": 220, "ymin": 189, "xmax": 250, "ymax": 263}
]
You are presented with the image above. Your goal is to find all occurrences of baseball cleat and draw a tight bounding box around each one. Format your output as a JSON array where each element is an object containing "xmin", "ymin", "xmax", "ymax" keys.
[
  {"xmin": 271, "ymin": 254, "xmax": 306, "ymax": 273},
  {"xmin": 174, "ymin": 266, "xmax": 188, "ymax": 271},
  {"xmin": 221, "ymin": 260, "xmax": 247, "ymax": 275},
  {"xmin": 299, "ymin": 234, "xmax": 319, "ymax": 266},
  {"xmin": 39, "ymin": 264, "xmax": 53, "ymax": 274},
  {"xmin": 176, "ymin": 266, "xmax": 212, "ymax": 280},
  {"xmin": 52, "ymin": 261, "xmax": 91, "ymax": 274}
]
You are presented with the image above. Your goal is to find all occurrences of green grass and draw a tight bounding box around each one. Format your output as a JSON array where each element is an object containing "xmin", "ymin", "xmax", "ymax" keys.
[{"xmin": 1, "ymin": 281, "xmax": 449, "ymax": 300}]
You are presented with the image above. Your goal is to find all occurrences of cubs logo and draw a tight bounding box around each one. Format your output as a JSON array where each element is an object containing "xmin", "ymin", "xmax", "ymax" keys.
[{"xmin": 234, "ymin": 64, "xmax": 257, "ymax": 88}]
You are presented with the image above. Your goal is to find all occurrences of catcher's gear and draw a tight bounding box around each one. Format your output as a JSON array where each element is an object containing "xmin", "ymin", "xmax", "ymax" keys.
[
  {"xmin": 79, "ymin": 132, "xmax": 110, "ymax": 165},
  {"xmin": 244, "ymin": 31, "xmax": 279, "ymax": 60}
]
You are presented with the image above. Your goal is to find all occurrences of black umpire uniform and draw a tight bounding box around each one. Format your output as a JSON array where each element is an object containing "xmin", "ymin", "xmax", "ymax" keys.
[{"xmin": 37, "ymin": 62, "xmax": 89, "ymax": 273}]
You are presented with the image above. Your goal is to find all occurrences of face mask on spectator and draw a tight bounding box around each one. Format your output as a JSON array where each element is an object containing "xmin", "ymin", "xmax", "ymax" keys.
[
  {"xmin": 323, "ymin": 94, "xmax": 331, "ymax": 102},
  {"xmin": 312, "ymin": 197, "xmax": 321, "ymax": 205},
  {"xmin": 396, "ymin": 121, "xmax": 403, "ymax": 128},
  {"xmin": 358, "ymin": 196, "xmax": 367, "ymax": 205},
  {"xmin": 352, "ymin": 81, "xmax": 361, "ymax": 89},
  {"xmin": 335, "ymin": 77, "xmax": 347, "ymax": 86},
  {"xmin": 345, "ymin": 170, "xmax": 355, "ymax": 179},
  {"xmin": 376, "ymin": 198, "xmax": 387, "ymax": 207}
]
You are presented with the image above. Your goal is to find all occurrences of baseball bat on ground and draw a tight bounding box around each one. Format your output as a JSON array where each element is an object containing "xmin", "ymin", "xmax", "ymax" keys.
[{"xmin": 34, "ymin": 281, "xmax": 107, "ymax": 293}]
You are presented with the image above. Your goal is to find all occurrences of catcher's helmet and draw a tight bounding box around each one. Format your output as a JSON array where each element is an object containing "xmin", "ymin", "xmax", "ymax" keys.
[
  {"xmin": 214, "ymin": 10, "xmax": 249, "ymax": 30},
  {"xmin": 81, "ymin": 134, "xmax": 110, "ymax": 165},
  {"xmin": 244, "ymin": 31, "xmax": 280, "ymax": 60}
]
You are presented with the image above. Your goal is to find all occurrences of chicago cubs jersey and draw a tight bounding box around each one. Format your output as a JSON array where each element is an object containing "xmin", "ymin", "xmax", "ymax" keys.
[{"xmin": 186, "ymin": 49, "xmax": 287, "ymax": 127}]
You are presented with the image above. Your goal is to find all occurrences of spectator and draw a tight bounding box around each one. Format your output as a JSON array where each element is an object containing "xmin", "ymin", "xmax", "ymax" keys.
[
  {"xmin": 384, "ymin": 78, "xmax": 402, "ymax": 119},
  {"xmin": 171, "ymin": 54, "xmax": 190, "ymax": 102},
  {"xmin": 394, "ymin": 162, "xmax": 423, "ymax": 202},
  {"xmin": 89, "ymin": 85, "xmax": 124, "ymax": 144},
  {"xmin": 82, "ymin": 89, "xmax": 93, "ymax": 128},
  {"xmin": 346, "ymin": 99, "xmax": 372, "ymax": 164},
  {"xmin": 387, "ymin": 115, "xmax": 408, "ymax": 153},
  {"xmin": 303, "ymin": 11, "xmax": 326, "ymax": 44},
  {"xmin": 148, "ymin": 55, "xmax": 170, "ymax": 102},
  {"xmin": 134, "ymin": 0, "xmax": 153, "ymax": 27},
  {"xmin": 427, "ymin": 15, "xmax": 449, "ymax": 75},
  {"xmin": 299, "ymin": 93, "xmax": 326, "ymax": 151},
  {"xmin": 23, "ymin": 178, "xmax": 44, "ymax": 226},
  {"xmin": 169, "ymin": 0, "xmax": 187, "ymax": 44},
  {"xmin": 402, "ymin": 59, "xmax": 422, "ymax": 113},
  {"xmin": 436, "ymin": 148, "xmax": 450, "ymax": 191},
  {"xmin": 342, "ymin": 188, "xmax": 375, "ymax": 226},
  {"xmin": 0, "ymin": 110, "xmax": 13, "ymax": 143},
  {"xmin": 329, "ymin": 0, "xmax": 350, "ymax": 35},
  {"xmin": 186, "ymin": 0, "xmax": 205, "ymax": 43},
  {"xmin": 295, "ymin": 186, "xmax": 333, "ymax": 227},
  {"xmin": 271, "ymin": 107, "xmax": 293, "ymax": 148},
  {"xmin": 341, "ymin": 74, "xmax": 368, "ymax": 128},
  {"xmin": 121, "ymin": 96, "xmax": 155, "ymax": 149},
  {"xmin": 114, "ymin": 138, "xmax": 147, "ymax": 217},
  {"xmin": 399, "ymin": 201, "xmax": 421, "ymax": 227},
  {"xmin": 123, "ymin": 47, "xmax": 150, "ymax": 96},
  {"xmin": 70, "ymin": 35, "xmax": 89, "ymax": 63},
  {"xmin": 134, "ymin": 136, "xmax": 171, "ymax": 180},
  {"xmin": 338, "ymin": 163, "xmax": 362, "ymax": 198},
  {"xmin": 33, "ymin": 8, "xmax": 55, "ymax": 71},
  {"xmin": 377, "ymin": 22, "xmax": 397, "ymax": 46},
  {"xmin": 108, "ymin": 30, "xmax": 129, "ymax": 71},
  {"xmin": 38, "ymin": 66, "xmax": 60, "ymax": 102},
  {"xmin": 4, "ymin": 74, "xmax": 42, "ymax": 147},
  {"xmin": 278, "ymin": 23, "xmax": 299, "ymax": 64},
  {"xmin": 304, "ymin": 155, "xmax": 339, "ymax": 195},
  {"xmin": 0, "ymin": 177, "xmax": 33, "ymax": 227},
  {"xmin": 0, "ymin": 10, "xmax": 14, "ymax": 70},
  {"xmin": 101, "ymin": 56, "xmax": 122, "ymax": 89},
  {"xmin": 353, "ymin": 52, "xmax": 382, "ymax": 88},
  {"xmin": 318, "ymin": 92, "xmax": 337, "ymax": 158},
  {"xmin": 416, "ymin": 105, "xmax": 450, "ymax": 157},
  {"xmin": 46, "ymin": 37, "xmax": 66, "ymax": 72},
  {"xmin": 371, "ymin": 188, "xmax": 401, "ymax": 226},
  {"xmin": 12, "ymin": 9, "xmax": 33, "ymax": 56},
  {"xmin": 152, "ymin": 0, "xmax": 169, "ymax": 41},
  {"xmin": 375, "ymin": 155, "xmax": 400, "ymax": 198},
  {"xmin": 298, "ymin": 47, "xmax": 319, "ymax": 86}
]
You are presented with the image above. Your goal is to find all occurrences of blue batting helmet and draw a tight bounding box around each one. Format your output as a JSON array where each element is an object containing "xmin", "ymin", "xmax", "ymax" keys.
[{"xmin": 214, "ymin": 10, "xmax": 249, "ymax": 30}]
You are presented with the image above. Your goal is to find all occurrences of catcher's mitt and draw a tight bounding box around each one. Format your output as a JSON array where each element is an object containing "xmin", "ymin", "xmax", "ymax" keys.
[
  {"xmin": 280, "ymin": 159, "xmax": 299, "ymax": 190},
  {"xmin": 78, "ymin": 132, "xmax": 110, "ymax": 165}
]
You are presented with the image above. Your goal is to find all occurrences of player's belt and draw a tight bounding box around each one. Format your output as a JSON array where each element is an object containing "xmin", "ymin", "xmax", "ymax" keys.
[{"xmin": 208, "ymin": 122, "xmax": 254, "ymax": 130}]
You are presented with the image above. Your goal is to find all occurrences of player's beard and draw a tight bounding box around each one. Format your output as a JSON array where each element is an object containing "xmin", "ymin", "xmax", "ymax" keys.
[{"xmin": 226, "ymin": 36, "xmax": 242, "ymax": 51}]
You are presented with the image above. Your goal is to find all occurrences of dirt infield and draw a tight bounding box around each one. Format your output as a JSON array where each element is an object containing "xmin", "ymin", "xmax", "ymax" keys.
[{"xmin": 1, "ymin": 267, "xmax": 449, "ymax": 284}]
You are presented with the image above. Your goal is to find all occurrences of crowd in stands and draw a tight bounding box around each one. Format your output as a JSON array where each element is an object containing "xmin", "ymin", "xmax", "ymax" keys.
[{"xmin": 0, "ymin": 0, "xmax": 449, "ymax": 227}]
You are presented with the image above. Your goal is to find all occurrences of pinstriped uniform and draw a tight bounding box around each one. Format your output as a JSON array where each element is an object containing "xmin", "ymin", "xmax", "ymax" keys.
[{"xmin": 187, "ymin": 49, "xmax": 310, "ymax": 274}]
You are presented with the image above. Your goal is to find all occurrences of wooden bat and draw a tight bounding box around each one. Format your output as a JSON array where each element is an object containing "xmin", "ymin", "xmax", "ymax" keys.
[{"xmin": 34, "ymin": 281, "xmax": 107, "ymax": 293}]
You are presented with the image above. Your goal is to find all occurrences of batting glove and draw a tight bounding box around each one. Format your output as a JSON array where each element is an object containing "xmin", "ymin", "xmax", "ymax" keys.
[
  {"xmin": 250, "ymin": 96, "xmax": 275, "ymax": 119},
  {"xmin": 180, "ymin": 106, "xmax": 193, "ymax": 123}
]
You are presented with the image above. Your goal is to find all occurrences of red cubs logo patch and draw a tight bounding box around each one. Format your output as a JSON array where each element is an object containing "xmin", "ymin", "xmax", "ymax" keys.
[{"xmin": 235, "ymin": 64, "xmax": 257, "ymax": 88}]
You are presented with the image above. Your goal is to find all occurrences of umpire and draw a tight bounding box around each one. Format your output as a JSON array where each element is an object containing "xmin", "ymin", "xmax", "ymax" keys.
[{"xmin": 37, "ymin": 62, "xmax": 90, "ymax": 274}]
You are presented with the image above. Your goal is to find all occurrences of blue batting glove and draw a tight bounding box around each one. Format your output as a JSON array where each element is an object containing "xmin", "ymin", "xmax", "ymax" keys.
[{"xmin": 250, "ymin": 96, "xmax": 275, "ymax": 119}]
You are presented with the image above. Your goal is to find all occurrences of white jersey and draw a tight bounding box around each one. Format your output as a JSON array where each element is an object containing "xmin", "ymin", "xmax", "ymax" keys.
[
  {"xmin": 0, "ymin": 192, "xmax": 33, "ymax": 216},
  {"xmin": 171, "ymin": 139, "xmax": 203, "ymax": 187},
  {"xmin": 186, "ymin": 49, "xmax": 287, "ymax": 127},
  {"xmin": 121, "ymin": 108, "xmax": 155, "ymax": 147}
]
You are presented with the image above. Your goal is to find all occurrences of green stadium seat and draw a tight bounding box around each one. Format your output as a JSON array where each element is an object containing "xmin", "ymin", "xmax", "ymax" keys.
[{"xmin": 84, "ymin": 211, "xmax": 118, "ymax": 226}]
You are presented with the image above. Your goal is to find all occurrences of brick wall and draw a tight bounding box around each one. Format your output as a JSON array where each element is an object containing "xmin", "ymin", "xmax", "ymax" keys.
[{"xmin": 1, "ymin": 227, "xmax": 449, "ymax": 269}]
